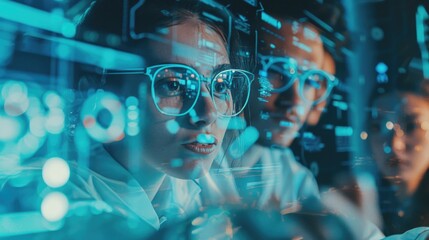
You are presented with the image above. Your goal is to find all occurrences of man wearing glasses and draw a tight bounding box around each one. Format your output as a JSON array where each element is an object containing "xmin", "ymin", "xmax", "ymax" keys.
[
  {"xmin": 231, "ymin": 17, "xmax": 333, "ymax": 209},
  {"xmin": 222, "ymin": 2, "xmax": 384, "ymax": 238},
  {"xmin": 227, "ymin": 0, "xmax": 355, "ymax": 212}
]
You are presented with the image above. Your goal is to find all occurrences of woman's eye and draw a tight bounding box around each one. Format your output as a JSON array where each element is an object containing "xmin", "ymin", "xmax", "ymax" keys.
[
  {"xmin": 155, "ymin": 78, "xmax": 184, "ymax": 97},
  {"xmin": 214, "ymin": 82, "xmax": 228, "ymax": 94},
  {"xmin": 212, "ymin": 80, "xmax": 231, "ymax": 98}
]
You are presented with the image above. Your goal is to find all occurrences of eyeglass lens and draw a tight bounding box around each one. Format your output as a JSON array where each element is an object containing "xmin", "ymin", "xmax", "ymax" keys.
[
  {"xmin": 212, "ymin": 70, "xmax": 250, "ymax": 116},
  {"xmin": 153, "ymin": 67, "xmax": 199, "ymax": 115},
  {"xmin": 153, "ymin": 66, "xmax": 250, "ymax": 116},
  {"xmin": 266, "ymin": 60, "xmax": 330, "ymax": 102}
]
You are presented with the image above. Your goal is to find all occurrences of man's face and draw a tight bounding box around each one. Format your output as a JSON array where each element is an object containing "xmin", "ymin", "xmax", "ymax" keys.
[{"xmin": 251, "ymin": 21, "xmax": 326, "ymax": 148}]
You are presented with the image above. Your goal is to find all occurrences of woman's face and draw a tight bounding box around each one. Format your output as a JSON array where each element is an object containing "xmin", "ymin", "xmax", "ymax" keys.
[
  {"xmin": 370, "ymin": 92, "xmax": 429, "ymax": 191},
  {"xmin": 251, "ymin": 21, "xmax": 325, "ymax": 147},
  {"xmin": 136, "ymin": 18, "xmax": 231, "ymax": 179}
]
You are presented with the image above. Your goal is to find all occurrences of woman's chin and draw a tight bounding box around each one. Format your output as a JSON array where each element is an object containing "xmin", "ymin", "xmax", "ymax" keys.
[{"xmin": 163, "ymin": 160, "xmax": 210, "ymax": 179}]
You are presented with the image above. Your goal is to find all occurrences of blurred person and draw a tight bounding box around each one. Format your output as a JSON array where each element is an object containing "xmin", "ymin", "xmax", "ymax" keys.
[
  {"xmin": 368, "ymin": 59, "xmax": 429, "ymax": 235},
  {"xmin": 227, "ymin": 0, "xmax": 339, "ymax": 210},
  {"xmin": 217, "ymin": 1, "xmax": 384, "ymax": 239}
]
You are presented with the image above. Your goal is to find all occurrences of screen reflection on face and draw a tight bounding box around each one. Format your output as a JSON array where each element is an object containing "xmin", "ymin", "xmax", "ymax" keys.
[
  {"xmin": 252, "ymin": 21, "xmax": 326, "ymax": 147},
  {"xmin": 107, "ymin": 18, "xmax": 232, "ymax": 179}
]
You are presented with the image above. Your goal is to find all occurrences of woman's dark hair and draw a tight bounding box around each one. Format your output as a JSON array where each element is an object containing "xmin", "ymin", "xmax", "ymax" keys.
[
  {"xmin": 395, "ymin": 62, "xmax": 429, "ymax": 97},
  {"xmin": 368, "ymin": 56, "xmax": 429, "ymax": 108},
  {"xmin": 76, "ymin": 0, "xmax": 244, "ymax": 69}
]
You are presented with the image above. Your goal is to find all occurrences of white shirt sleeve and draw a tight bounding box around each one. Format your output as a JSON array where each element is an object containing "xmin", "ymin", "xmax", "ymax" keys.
[{"xmin": 382, "ymin": 227, "xmax": 429, "ymax": 240}]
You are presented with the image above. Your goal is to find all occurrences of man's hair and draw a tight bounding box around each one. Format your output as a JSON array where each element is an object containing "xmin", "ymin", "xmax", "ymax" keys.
[{"xmin": 259, "ymin": 0, "xmax": 349, "ymax": 63}]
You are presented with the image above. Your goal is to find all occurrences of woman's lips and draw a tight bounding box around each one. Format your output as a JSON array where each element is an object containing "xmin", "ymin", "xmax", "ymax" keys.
[
  {"xmin": 182, "ymin": 133, "xmax": 218, "ymax": 155},
  {"xmin": 182, "ymin": 142, "xmax": 216, "ymax": 155}
]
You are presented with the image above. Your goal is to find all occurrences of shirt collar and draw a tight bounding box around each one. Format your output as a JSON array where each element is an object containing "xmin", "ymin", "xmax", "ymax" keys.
[
  {"xmin": 87, "ymin": 143, "xmax": 203, "ymax": 228},
  {"xmin": 84, "ymin": 143, "xmax": 161, "ymax": 229}
]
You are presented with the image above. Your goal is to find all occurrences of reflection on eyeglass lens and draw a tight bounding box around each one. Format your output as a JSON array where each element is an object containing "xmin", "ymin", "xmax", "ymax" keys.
[{"xmin": 153, "ymin": 66, "xmax": 252, "ymax": 116}]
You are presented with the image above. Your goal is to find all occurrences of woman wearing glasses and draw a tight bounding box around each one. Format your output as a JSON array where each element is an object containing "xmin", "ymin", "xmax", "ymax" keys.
[
  {"xmin": 63, "ymin": 0, "xmax": 252, "ymax": 237},
  {"xmin": 368, "ymin": 61, "xmax": 429, "ymax": 235}
]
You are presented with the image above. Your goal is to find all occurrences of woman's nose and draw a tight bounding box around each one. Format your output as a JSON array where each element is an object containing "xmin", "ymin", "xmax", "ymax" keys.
[
  {"xmin": 390, "ymin": 124, "xmax": 406, "ymax": 153},
  {"xmin": 188, "ymin": 87, "xmax": 217, "ymax": 128}
]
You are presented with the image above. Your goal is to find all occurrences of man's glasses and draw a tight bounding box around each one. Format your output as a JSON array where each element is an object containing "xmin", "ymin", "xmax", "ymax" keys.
[
  {"xmin": 258, "ymin": 54, "xmax": 339, "ymax": 104},
  {"xmin": 103, "ymin": 64, "xmax": 254, "ymax": 117}
]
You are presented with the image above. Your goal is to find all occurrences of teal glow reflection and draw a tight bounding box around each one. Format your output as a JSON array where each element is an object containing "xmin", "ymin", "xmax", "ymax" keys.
[
  {"xmin": 0, "ymin": 81, "xmax": 47, "ymax": 159},
  {"xmin": 229, "ymin": 126, "xmax": 259, "ymax": 159},
  {"xmin": 0, "ymin": 116, "xmax": 21, "ymax": 141},
  {"xmin": 81, "ymin": 91, "xmax": 125, "ymax": 143}
]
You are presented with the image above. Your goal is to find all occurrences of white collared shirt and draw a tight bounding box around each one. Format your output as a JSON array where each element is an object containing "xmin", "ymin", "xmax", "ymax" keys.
[{"xmin": 70, "ymin": 143, "xmax": 203, "ymax": 229}]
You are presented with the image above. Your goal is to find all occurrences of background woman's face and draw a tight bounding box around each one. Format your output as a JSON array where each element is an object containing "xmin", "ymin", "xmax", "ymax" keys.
[
  {"xmin": 252, "ymin": 21, "xmax": 325, "ymax": 147},
  {"xmin": 138, "ymin": 18, "xmax": 231, "ymax": 179},
  {"xmin": 370, "ymin": 92, "xmax": 429, "ymax": 189}
]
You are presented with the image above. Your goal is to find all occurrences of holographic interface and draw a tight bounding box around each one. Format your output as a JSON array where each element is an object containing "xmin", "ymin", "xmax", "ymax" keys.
[{"xmin": 0, "ymin": 0, "xmax": 429, "ymax": 239}]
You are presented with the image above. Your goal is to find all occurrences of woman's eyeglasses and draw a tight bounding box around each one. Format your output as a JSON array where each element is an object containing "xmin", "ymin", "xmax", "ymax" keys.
[
  {"xmin": 369, "ymin": 113, "xmax": 429, "ymax": 138},
  {"xmin": 258, "ymin": 54, "xmax": 339, "ymax": 104},
  {"xmin": 103, "ymin": 63, "xmax": 254, "ymax": 117}
]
